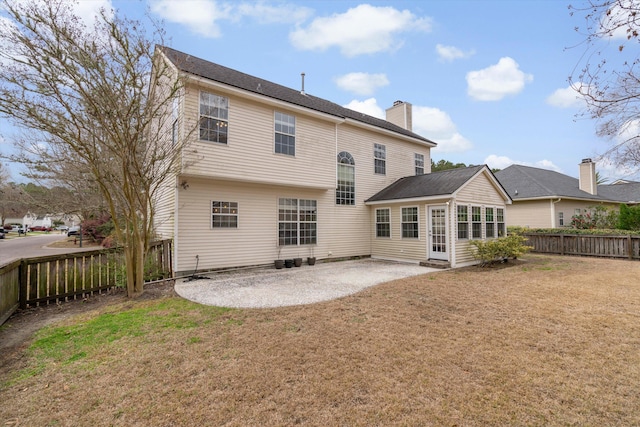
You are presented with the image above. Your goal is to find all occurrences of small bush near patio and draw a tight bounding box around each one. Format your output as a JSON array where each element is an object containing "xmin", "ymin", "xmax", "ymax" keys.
[
  {"xmin": 1, "ymin": 254, "xmax": 640, "ymax": 426},
  {"xmin": 468, "ymin": 233, "xmax": 532, "ymax": 266}
]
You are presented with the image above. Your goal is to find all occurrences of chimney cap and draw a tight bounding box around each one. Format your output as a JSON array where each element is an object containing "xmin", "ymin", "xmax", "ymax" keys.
[
  {"xmin": 393, "ymin": 100, "xmax": 404, "ymax": 106},
  {"xmin": 581, "ymin": 158, "xmax": 593, "ymax": 163}
]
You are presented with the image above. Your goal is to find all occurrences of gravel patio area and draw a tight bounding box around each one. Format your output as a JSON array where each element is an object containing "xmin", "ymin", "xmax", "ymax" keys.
[{"xmin": 175, "ymin": 258, "xmax": 441, "ymax": 308}]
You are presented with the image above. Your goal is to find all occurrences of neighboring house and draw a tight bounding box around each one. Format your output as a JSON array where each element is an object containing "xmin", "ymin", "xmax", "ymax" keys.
[
  {"xmin": 153, "ymin": 46, "xmax": 511, "ymax": 274},
  {"xmin": 495, "ymin": 158, "xmax": 640, "ymax": 228},
  {"xmin": 24, "ymin": 213, "xmax": 53, "ymax": 229}
]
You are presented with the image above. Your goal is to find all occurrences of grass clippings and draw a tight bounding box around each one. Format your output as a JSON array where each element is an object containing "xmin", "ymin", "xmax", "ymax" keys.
[{"xmin": 1, "ymin": 254, "xmax": 639, "ymax": 426}]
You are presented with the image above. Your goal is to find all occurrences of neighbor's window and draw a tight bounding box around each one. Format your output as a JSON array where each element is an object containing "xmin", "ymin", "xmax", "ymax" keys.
[
  {"xmin": 374, "ymin": 143, "xmax": 386, "ymax": 175},
  {"xmin": 415, "ymin": 153, "xmax": 424, "ymax": 175},
  {"xmin": 497, "ymin": 208, "xmax": 505, "ymax": 236},
  {"xmin": 278, "ymin": 198, "xmax": 317, "ymax": 245},
  {"xmin": 275, "ymin": 111, "xmax": 295, "ymax": 156},
  {"xmin": 457, "ymin": 205, "xmax": 468, "ymax": 240},
  {"xmin": 376, "ymin": 208, "xmax": 390, "ymax": 238},
  {"xmin": 200, "ymin": 91, "xmax": 228, "ymax": 144},
  {"xmin": 401, "ymin": 207, "xmax": 419, "ymax": 238},
  {"xmin": 471, "ymin": 206, "xmax": 482, "ymax": 239},
  {"xmin": 558, "ymin": 211, "xmax": 564, "ymax": 227},
  {"xmin": 485, "ymin": 207, "xmax": 495, "ymax": 238},
  {"xmin": 212, "ymin": 201, "xmax": 238, "ymax": 228},
  {"xmin": 336, "ymin": 151, "xmax": 355, "ymax": 205}
]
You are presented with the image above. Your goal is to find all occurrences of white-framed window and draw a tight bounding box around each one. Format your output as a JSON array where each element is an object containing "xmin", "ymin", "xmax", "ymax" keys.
[
  {"xmin": 457, "ymin": 205, "xmax": 468, "ymax": 240},
  {"xmin": 212, "ymin": 201, "xmax": 238, "ymax": 228},
  {"xmin": 275, "ymin": 111, "xmax": 295, "ymax": 156},
  {"xmin": 336, "ymin": 151, "xmax": 355, "ymax": 205},
  {"xmin": 497, "ymin": 208, "xmax": 505, "ymax": 236},
  {"xmin": 575, "ymin": 208, "xmax": 581, "ymax": 215},
  {"xmin": 199, "ymin": 91, "xmax": 228, "ymax": 144},
  {"xmin": 558, "ymin": 212, "xmax": 564, "ymax": 227},
  {"xmin": 415, "ymin": 153, "xmax": 424, "ymax": 175},
  {"xmin": 485, "ymin": 207, "xmax": 495, "ymax": 238},
  {"xmin": 376, "ymin": 208, "xmax": 391, "ymax": 238},
  {"xmin": 278, "ymin": 198, "xmax": 317, "ymax": 246},
  {"xmin": 374, "ymin": 143, "xmax": 386, "ymax": 175},
  {"xmin": 401, "ymin": 206, "xmax": 419, "ymax": 239},
  {"xmin": 471, "ymin": 206, "xmax": 482, "ymax": 239}
]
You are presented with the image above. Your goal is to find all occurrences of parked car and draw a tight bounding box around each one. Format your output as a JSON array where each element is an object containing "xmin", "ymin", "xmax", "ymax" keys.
[
  {"xmin": 0, "ymin": 230, "xmax": 4, "ymax": 239},
  {"xmin": 67, "ymin": 226, "xmax": 81, "ymax": 236},
  {"xmin": 56, "ymin": 225, "xmax": 69, "ymax": 232},
  {"xmin": 30, "ymin": 226, "xmax": 53, "ymax": 232}
]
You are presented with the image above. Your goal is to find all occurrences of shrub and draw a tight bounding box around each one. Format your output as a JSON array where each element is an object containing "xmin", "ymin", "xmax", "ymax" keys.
[
  {"xmin": 618, "ymin": 204, "xmax": 640, "ymax": 230},
  {"xmin": 469, "ymin": 233, "xmax": 532, "ymax": 266}
]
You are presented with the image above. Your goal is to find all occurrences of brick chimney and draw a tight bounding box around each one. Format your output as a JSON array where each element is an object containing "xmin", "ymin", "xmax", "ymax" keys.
[
  {"xmin": 385, "ymin": 100, "xmax": 412, "ymax": 131},
  {"xmin": 579, "ymin": 158, "xmax": 597, "ymax": 195}
]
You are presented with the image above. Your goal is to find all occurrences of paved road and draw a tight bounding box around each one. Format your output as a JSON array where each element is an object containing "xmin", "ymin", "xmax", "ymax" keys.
[{"xmin": 0, "ymin": 233, "xmax": 100, "ymax": 266}]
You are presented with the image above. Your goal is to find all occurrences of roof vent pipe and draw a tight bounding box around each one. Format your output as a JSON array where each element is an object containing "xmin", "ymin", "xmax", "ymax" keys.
[{"xmin": 301, "ymin": 72, "xmax": 305, "ymax": 95}]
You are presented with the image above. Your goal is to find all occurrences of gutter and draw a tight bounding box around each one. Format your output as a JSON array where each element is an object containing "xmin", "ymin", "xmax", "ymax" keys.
[{"xmin": 551, "ymin": 198, "xmax": 562, "ymax": 228}]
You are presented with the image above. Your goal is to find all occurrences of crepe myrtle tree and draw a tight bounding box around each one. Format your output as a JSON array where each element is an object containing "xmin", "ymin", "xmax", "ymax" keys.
[
  {"xmin": 570, "ymin": 1, "xmax": 640, "ymax": 170},
  {"xmin": 0, "ymin": 0, "xmax": 189, "ymax": 297}
]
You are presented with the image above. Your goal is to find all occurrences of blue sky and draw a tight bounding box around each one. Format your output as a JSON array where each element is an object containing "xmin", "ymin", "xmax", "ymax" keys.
[{"xmin": 1, "ymin": 0, "xmax": 634, "ymax": 181}]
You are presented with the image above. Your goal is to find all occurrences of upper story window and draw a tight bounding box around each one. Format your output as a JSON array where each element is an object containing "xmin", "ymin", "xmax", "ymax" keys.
[
  {"xmin": 200, "ymin": 91, "xmax": 228, "ymax": 144},
  {"xmin": 401, "ymin": 207, "xmax": 419, "ymax": 239},
  {"xmin": 376, "ymin": 208, "xmax": 390, "ymax": 238},
  {"xmin": 212, "ymin": 201, "xmax": 238, "ymax": 228},
  {"xmin": 336, "ymin": 151, "xmax": 355, "ymax": 205},
  {"xmin": 374, "ymin": 143, "xmax": 386, "ymax": 175},
  {"xmin": 275, "ymin": 112, "xmax": 295, "ymax": 156},
  {"xmin": 415, "ymin": 153, "xmax": 424, "ymax": 175}
]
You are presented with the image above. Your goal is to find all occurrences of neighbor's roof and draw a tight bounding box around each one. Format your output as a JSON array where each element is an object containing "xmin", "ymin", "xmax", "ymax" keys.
[
  {"xmin": 494, "ymin": 164, "xmax": 640, "ymax": 203},
  {"xmin": 157, "ymin": 45, "xmax": 436, "ymax": 146},
  {"xmin": 366, "ymin": 165, "xmax": 508, "ymax": 203}
]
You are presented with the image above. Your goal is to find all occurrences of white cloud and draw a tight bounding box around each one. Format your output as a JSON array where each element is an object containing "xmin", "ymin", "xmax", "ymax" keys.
[
  {"xmin": 413, "ymin": 106, "xmax": 472, "ymax": 153},
  {"xmin": 150, "ymin": 0, "xmax": 311, "ymax": 38},
  {"xmin": 435, "ymin": 44, "xmax": 474, "ymax": 62},
  {"xmin": 466, "ymin": 57, "xmax": 533, "ymax": 101},
  {"xmin": 335, "ymin": 72, "xmax": 389, "ymax": 96},
  {"xmin": 546, "ymin": 85, "xmax": 585, "ymax": 108},
  {"xmin": 236, "ymin": 2, "xmax": 312, "ymax": 24},
  {"xmin": 343, "ymin": 98, "xmax": 384, "ymax": 119},
  {"xmin": 601, "ymin": 0, "xmax": 636, "ymax": 40},
  {"xmin": 289, "ymin": 4, "xmax": 432, "ymax": 57},
  {"xmin": 150, "ymin": 0, "xmax": 231, "ymax": 38},
  {"xmin": 484, "ymin": 154, "xmax": 562, "ymax": 172},
  {"xmin": 72, "ymin": 0, "xmax": 114, "ymax": 27}
]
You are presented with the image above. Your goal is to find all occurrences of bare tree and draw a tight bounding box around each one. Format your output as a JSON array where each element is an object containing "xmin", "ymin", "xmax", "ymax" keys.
[
  {"xmin": 0, "ymin": 0, "xmax": 187, "ymax": 297},
  {"xmin": 570, "ymin": 1, "xmax": 640, "ymax": 170}
]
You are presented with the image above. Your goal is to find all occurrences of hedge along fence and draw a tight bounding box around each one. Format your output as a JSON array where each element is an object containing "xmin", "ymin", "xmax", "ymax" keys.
[
  {"xmin": 0, "ymin": 239, "xmax": 172, "ymax": 325},
  {"xmin": 522, "ymin": 233, "xmax": 640, "ymax": 260}
]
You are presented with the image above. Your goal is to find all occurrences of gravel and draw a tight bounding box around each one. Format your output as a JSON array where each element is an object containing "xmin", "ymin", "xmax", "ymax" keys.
[{"xmin": 174, "ymin": 258, "xmax": 442, "ymax": 308}]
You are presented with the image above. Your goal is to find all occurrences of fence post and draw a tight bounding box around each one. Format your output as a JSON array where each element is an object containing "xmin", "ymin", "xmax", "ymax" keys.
[
  {"xmin": 628, "ymin": 235, "xmax": 633, "ymax": 260},
  {"xmin": 560, "ymin": 234, "xmax": 564, "ymax": 255},
  {"xmin": 18, "ymin": 260, "xmax": 28, "ymax": 310}
]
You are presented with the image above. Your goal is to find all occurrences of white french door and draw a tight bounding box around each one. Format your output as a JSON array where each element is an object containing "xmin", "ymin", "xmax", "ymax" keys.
[{"xmin": 428, "ymin": 205, "xmax": 448, "ymax": 261}]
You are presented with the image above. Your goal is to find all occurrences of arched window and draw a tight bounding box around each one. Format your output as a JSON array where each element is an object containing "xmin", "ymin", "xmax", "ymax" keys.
[{"xmin": 336, "ymin": 151, "xmax": 355, "ymax": 205}]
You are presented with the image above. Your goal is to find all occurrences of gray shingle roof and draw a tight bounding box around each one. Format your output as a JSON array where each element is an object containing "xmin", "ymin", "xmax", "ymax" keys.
[
  {"xmin": 494, "ymin": 164, "xmax": 640, "ymax": 203},
  {"xmin": 158, "ymin": 45, "xmax": 436, "ymax": 146},
  {"xmin": 366, "ymin": 165, "xmax": 491, "ymax": 202}
]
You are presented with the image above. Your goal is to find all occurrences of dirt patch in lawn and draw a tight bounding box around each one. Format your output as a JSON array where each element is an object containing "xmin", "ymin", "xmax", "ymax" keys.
[{"xmin": 1, "ymin": 254, "xmax": 640, "ymax": 426}]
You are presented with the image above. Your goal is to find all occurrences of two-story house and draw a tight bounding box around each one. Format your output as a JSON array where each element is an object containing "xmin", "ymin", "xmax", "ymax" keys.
[{"xmin": 153, "ymin": 46, "xmax": 511, "ymax": 275}]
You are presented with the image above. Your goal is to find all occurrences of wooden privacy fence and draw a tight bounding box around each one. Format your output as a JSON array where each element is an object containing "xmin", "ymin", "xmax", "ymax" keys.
[
  {"xmin": 523, "ymin": 233, "xmax": 640, "ymax": 260},
  {"xmin": 0, "ymin": 239, "xmax": 172, "ymax": 325}
]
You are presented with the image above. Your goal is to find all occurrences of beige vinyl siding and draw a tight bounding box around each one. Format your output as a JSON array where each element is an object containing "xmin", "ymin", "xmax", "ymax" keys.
[
  {"xmin": 179, "ymin": 83, "xmax": 335, "ymax": 189},
  {"xmin": 175, "ymin": 178, "xmax": 335, "ymax": 274},
  {"xmin": 505, "ymin": 201, "xmax": 552, "ymax": 228},
  {"xmin": 371, "ymin": 203, "xmax": 427, "ymax": 262},
  {"xmin": 153, "ymin": 176, "xmax": 177, "ymax": 240}
]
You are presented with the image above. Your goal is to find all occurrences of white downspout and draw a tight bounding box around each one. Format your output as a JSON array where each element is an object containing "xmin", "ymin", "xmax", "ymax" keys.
[{"xmin": 551, "ymin": 198, "xmax": 562, "ymax": 228}]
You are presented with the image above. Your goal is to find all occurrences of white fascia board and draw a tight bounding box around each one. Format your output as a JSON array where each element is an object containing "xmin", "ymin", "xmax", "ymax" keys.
[
  {"xmin": 179, "ymin": 171, "xmax": 334, "ymax": 190},
  {"xmin": 185, "ymin": 74, "xmax": 344, "ymax": 124},
  {"xmin": 365, "ymin": 195, "xmax": 451, "ymax": 206}
]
